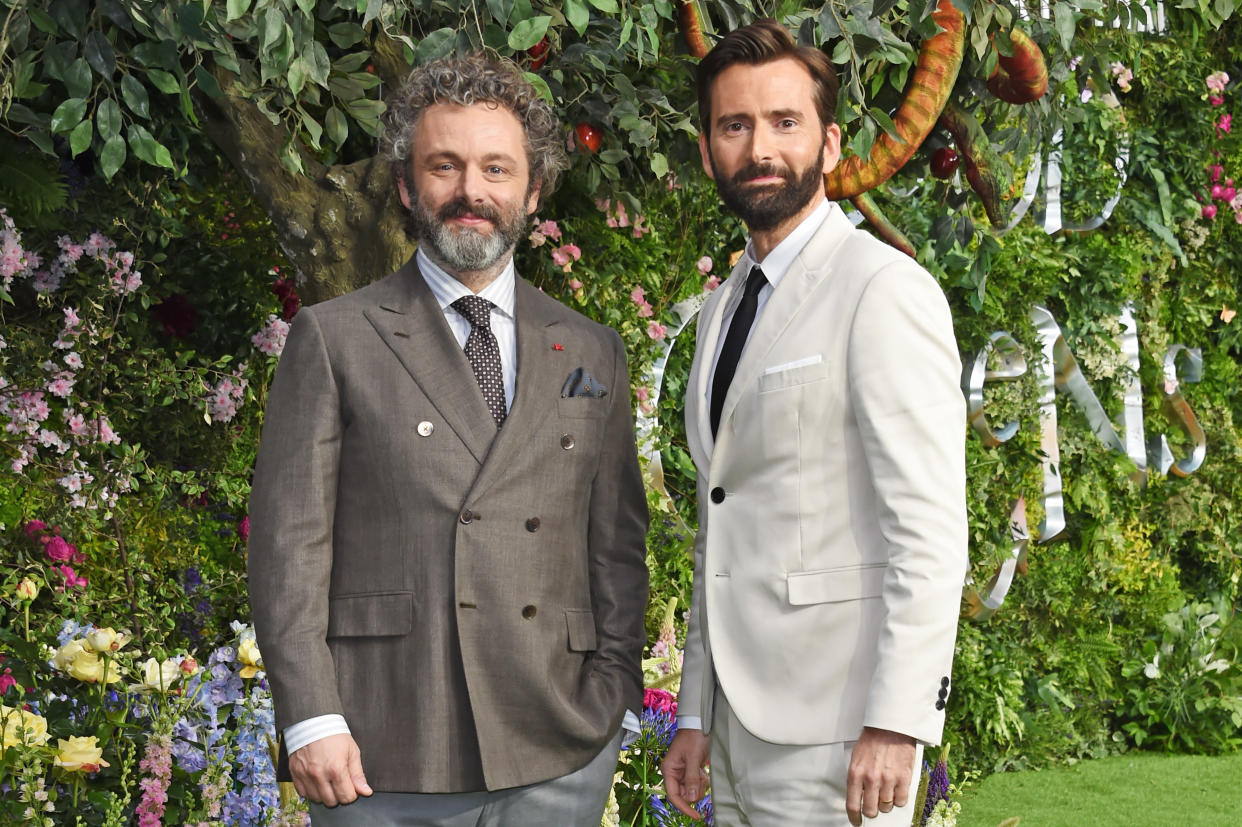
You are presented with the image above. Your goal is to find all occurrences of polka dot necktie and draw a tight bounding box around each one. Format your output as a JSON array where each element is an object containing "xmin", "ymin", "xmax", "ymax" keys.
[{"xmin": 452, "ymin": 295, "xmax": 507, "ymax": 427}]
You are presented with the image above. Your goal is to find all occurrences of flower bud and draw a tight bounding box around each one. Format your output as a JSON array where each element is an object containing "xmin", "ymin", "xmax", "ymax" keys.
[{"xmin": 16, "ymin": 579, "xmax": 38, "ymax": 601}]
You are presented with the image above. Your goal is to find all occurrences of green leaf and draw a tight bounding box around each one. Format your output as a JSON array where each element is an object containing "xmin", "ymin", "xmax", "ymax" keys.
[
  {"xmin": 598, "ymin": 149, "xmax": 626, "ymax": 164},
  {"xmin": 97, "ymin": 98, "xmax": 122, "ymax": 140},
  {"xmin": 69, "ymin": 118, "xmax": 93, "ymax": 157},
  {"xmin": 121, "ymin": 75, "xmax": 150, "ymax": 117},
  {"xmin": 148, "ymin": 69, "xmax": 181, "ymax": 94},
  {"xmin": 487, "ymin": 0, "xmax": 515, "ymax": 24},
  {"xmin": 332, "ymin": 52, "xmax": 371, "ymax": 73},
  {"xmin": 126, "ymin": 123, "xmax": 174, "ymax": 169},
  {"xmin": 262, "ymin": 7, "xmax": 285, "ymax": 51},
  {"xmin": 299, "ymin": 108, "xmax": 323, "ymax": 149},
  {"xmin": 64, "ymin": 58, "xmax": 93, "ymax": 99},
  {"xmin": 288, "ymin": 57, "xmax": 309, "ymax": 95},
  {"xmin": 522, "ymin": 71, "xmax": 553, "ymax": 103},
  {"xmin": 868, "ymin": 106, "xmax": 902, "ymax": 143},
  {"xmin": 308, "ymin": 41, "xmax": 332, "ymax": 86},
  {"xmin": 84, "ymin": 30, "xmax": 116, "ymax": 76},
  {"xmin": 565, "ymin": 0, "xmax": 590, "ymax": 35},
  {"xmin": 226, "ymin": 0, "xmax": 252, "ymax": 21},
  {"xmin": 50, "ymin": 98, "xmax": 87, "ymax": 133},
  {"xmin": 415, "ymin": 28, "xmax": 456, "ymax": 63},
  {"xmin": 587, "ymin": 0, "xmax": 619, "ymax": 11},
  {"xmin": 325, "ymin": 106, "xmax": 348, "ymax": 148},
  {"xmin": 328, "ymin": 22, "xmax": 366, "ymax": 48},
  {"xmin": 1053, "ymin": 4, "xmax": 1076, "ymax": 52},
  {"xmin": 29, "ymin": 7, "xmax": 58, "ymax": 34},
  {"xmin": 650, "ymin": 151, "xmax": 668, "ymax": 178},
  {"xmin": 507, "ymin": 16, "xmax": 552, "ymax": 51}
]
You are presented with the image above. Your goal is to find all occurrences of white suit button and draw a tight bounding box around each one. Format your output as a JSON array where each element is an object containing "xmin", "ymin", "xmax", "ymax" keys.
[{"xmin": 417, "ymin": 421, "xmax": 434, "ymax": 436}]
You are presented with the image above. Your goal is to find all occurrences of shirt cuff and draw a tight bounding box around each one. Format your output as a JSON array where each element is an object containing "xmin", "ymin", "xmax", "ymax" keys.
[
  {"xmin": 620, "ymin": 708, "xmax": 640, "ymax": 748},
  {"xmin": 676, "ymin": 715, "xmax": 703, "ymax": 731},
  {"xmin": 284, "ymin": 714, "xmax": 351, "ymax": 755}
]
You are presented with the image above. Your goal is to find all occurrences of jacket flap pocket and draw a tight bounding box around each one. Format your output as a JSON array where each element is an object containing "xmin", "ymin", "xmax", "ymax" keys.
[
  {"xmin": 327, "ymin": 592, "xmax": 413, "ymax": 638},
  {"xmin": 786, "ymin": 565, "xmax": 886, "ymax": 606},
  {"xmin": 565, "ymin": 608, "xmax": 598, "ymax": 652}
]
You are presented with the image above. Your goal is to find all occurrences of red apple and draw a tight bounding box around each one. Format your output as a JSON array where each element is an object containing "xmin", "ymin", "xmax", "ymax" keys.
[
  {"xmin": 527, "ymin": 37, "xmax": 550, "ymax": 70},
  {"xmin": 575, "ymin": 122, "xmax": 602, "ymax": 153},
  {"xmin": 930, "ymin": 147, "xmax": 959, "ymax": 179}
]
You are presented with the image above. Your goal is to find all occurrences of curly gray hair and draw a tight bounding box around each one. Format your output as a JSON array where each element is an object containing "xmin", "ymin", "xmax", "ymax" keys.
[{"xmin": 382, "ymin": 53, "xmax": 568, "ymax": 206}]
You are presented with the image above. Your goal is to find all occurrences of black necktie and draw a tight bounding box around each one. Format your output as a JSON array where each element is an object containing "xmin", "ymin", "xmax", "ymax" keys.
[
  {"xmin": 710, "ymin": 266, "xmax": 767, "ymax": 437},
  {"xmin": 452, "ymin": 295, "xmax": 507, "ymax": 427}
]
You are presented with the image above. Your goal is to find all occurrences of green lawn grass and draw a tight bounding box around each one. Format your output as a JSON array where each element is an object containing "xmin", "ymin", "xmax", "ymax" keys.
[{"xmin": 956, "ymin": 751, "xmax": 1242, "ymax": 826}]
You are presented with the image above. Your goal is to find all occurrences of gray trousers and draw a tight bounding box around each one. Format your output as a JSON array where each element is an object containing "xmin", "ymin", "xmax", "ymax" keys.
[{"xmin": 309, "ymin": 728, "xmax": 622, "ymax": 827}]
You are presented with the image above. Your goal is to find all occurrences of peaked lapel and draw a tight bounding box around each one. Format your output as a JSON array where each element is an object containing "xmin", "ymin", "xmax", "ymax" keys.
[
  {"xmin": 713, "ymin": 208, "xmax": 855, "ymax": 451},
  {"xmin": 685, "ymin": 262, "xmax": 743, "ymax": 471},
  {"xmin": 466, "ymin": 278, "xmax": 563, "ymax": 502},
  {"xmin": 363, "ymin": 259, "xmax": 498, "ymax": 465}
]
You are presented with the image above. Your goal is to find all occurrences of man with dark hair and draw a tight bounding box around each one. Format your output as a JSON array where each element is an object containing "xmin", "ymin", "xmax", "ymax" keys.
[
  {"xmin": 249, "ymin": 53, "xmax": 649, "ymax": 826},
  {"xmin": 662, "ymin": 19, "xmax": 967, "ymax": 827}
]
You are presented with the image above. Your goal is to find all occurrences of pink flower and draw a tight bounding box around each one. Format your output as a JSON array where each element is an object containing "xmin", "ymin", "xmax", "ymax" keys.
[
  {"xmin": 1218, "ymin": 113, "xmax": 1232, "ymax": 133},
  {"xmin": 637, "ymin": 301, "xmax": 654, "ymax": 318},
  {"xmin": 696, "ymin": 256, "xmax": 713, "ymax": 275},
  {"xmin": 251, "ymin": 314, "xmax": 290, "ymax": 357},
  {"xmin": 1210, "ymin": 95, "xmax": 1225, "ymax": 106},
  {"xmin": 23, "ymin": 519, "xmax": 48, "ymax": 538},
  {"xmin": 45, "ymin": 536, "xmax": 75, "ymax": 563},
  {"xmin": 635, "ymin": 386, "xmax": 650, "ymax": 402},
  {"xmin": 535, "ymin": 219, "xmax": 561, "ymax": 241},
  {"xmin": 1203, "ymin": 204, "xmax": 1218, "ymax": 219},
  {"xmin": 568, "ymin": 278, "xmax": 583, "ymax": 290},
  {"xmin": 1207, "ymin": 71, "xmax": 1230, "ymax": 94},
  {"xmin": 1212, "ymin": 184, "xmax": 1225, "ymax": 199},
  {"xmin": 0, "ymin": 669, "xmax": 15, "ymax": 695},
  {"xmin": 1210, "ymin": 164, "xmax": 1223, "ymax": 183},
  {"xmin": 1109, "ymin": 61, "xmax": 1133, "ymax": 92},
  {"xmin": 58, "ymin": 565, "xmax": 88, "ymax": 589},
  {"xmin": 631, "ymin": 215, "xmax": 650, "ymax": 238},
  {"xmin": 1225, "ymin": 186, "xmax": 1237, "ymax": 202},
  {"xmin": 646, "ymin": 321, "xmax": 668, "ymax": 341},
  {"xmin": 630, "ymin": 286, "xmax": 646, "ymax": 304},
  {"xmin": 550, "ymin": 244, "xmax": 581, "ymax": 272},
  {"xmin": 238, "ymin": 516, "xmax": 250, "ymax": 541},
  {"xmin": 704, "ymin": 275, "xmax": 721, "ymax": 291},
  {"xmin": 643, "ymin": 687, "xmax": 677, "ymax": 716}
]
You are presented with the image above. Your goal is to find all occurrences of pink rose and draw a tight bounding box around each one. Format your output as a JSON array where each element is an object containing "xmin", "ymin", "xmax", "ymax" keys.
[
  {"xmin": 696, "ymin": 256, "xmax": 713, "ymax": 275},
  {"xmin": 568, "ymin": 279, "xmax": 583, "ymax": 290},
  {"xmin": 45, "ymin": 536, "xmax": 75, "ymax": 563},
  {"xmin": 635, "ymin": 387, "xmax": 650, "ymax": 402},
  {"xmin": 1212, "ymin": 184, "xmax": 1225, "ymax": 199},
  {"xmin": 703, "ymin": 276, "xmax": 721, "ymax": 291},
  {"xmin": 1210, "ymin": 165, "xmax": 1224, "ymax": 183},
  {"xmin": 23, "ymin": 520, "xmax": 48, "ymax": 538},
  {"xmin": 646, "ymin": 321, "xmax": 668, "ymax": 341},
  {"xmin": 1203, "ymin": 204, "xmax": 1218, "ymax": 219},
  {"xmin": 637, "ymin": 302, "xmax": 654, "ymax": 318},
  {"xmin": 630, "ymin": 286, "xmax": 646, "ymax": 304}
]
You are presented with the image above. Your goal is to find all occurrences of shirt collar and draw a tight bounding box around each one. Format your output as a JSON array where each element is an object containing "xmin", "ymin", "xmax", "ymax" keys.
[
  {"xmin": 741, "ymin": 198, "xmax": 833, "ymax": 288},
  {"xmin": 417, "ymin": 247, "xmax": 516, "ymax": 318}
]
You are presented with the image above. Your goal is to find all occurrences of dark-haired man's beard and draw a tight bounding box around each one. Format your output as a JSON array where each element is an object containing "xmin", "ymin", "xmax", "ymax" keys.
[
  {"xmin": 711, "ymin": 143, "xmax": 825, "ymax": 233},
  {"xmin": 409, "ymin": 195, "xmax": 529, "ymax": 274}
]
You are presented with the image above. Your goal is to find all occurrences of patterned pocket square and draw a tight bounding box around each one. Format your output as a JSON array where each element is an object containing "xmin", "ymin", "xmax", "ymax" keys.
[{"xmin": 561, "ymin": 367, "xmax": 608, "ymax": 399}]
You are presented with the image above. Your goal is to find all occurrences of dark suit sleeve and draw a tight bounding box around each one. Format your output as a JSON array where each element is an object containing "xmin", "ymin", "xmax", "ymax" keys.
[
  {"xmin": 248, "ymin": 307, "xmax": 346, "ymax": 732},
  {"xmin": 584, "ymin": 328, "xmax": 650, "ymax": 715}
]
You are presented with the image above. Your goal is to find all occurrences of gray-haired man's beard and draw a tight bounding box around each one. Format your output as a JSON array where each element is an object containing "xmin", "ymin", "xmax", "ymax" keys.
[
  {"xmin": 409, "ymin": 196, "xmax": 529, "ymax": 273},
  {"xmin": 710, "ymin": 143, "xmax": 825, "ymax": 233}
]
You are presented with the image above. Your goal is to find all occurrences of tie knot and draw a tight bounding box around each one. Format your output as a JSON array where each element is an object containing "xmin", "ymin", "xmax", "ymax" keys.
[
  {"xmin": 744, "ymin": 266, "xmax": 767, "ymax": 297},
  {"xmin": 452, "ymin": 295, "xmax": 495, "ymax": 328}
]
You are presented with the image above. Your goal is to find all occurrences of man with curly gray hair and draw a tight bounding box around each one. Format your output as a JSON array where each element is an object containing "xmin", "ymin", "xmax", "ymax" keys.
[{"xmin": 249, "ymin": 53, "xmax": 649, "ymax": 826}]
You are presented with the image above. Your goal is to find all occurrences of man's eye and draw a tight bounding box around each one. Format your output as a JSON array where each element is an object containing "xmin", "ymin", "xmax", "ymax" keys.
[
  {"xmin": 724, "ymin": 122, "xmax": 745, "ymax": 133},
  {"xmin": 487, "ymin": 166, "xmax": 506, "ymax": 175},
  {"xmin": 779, "ymin": 119, "xmax": 797, "ymax": 128}
]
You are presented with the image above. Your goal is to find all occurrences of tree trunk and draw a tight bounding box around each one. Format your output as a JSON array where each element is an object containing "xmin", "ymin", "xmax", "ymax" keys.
[{"xmin": 196, "ymin": 66, "xmax": 414, "ymax": 303}]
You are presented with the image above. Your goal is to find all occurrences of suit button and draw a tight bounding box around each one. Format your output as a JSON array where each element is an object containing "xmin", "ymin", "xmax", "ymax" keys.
[
  {"xmin": 938, "ymin": 687, "xmax": 948, "ymax": 700},
  {"xmin": 710, "ymin": 487, "xmax": 725, "ymax": 504},
  {"xmin": 526, "ymin": 517, "xmax": 541, "ymax": 532},
  {"xmin": 935, "ymin": 699, "xmax": 946, "ymax": 711},
  {"xmin": 941, "ymin": 676, "xmax": 950, "ymax": 688},
  {"xmin": 560, "ymin": 434, "xmax": 575, "ymax": 450},
  {"xmin": 522, "ymin": 605, "xmax": 537, "ymax": 619},
  {"xmin": 460, "ymin": 509, "xmax": 474, "ymax": 524},
  {"xmin": 417, "ymin": 421, "xmax": 434, "ymax": 437}
]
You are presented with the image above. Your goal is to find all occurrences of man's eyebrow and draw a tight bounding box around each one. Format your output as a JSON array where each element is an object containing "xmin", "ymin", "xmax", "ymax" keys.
[
  {"xmin": 422, "ymin": 150, "xmax": 520, "ymax": 166},
  {"xmin": 714, "ymin": 107, "xmax": 805, "ymax": 128}
]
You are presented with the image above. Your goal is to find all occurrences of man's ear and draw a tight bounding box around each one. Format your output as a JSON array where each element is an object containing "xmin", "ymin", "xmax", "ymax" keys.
[
  {"xmin": 699, "ymin": 132, "xmax": 715, "ymax": 180},
  {"xmin": 821, "ymin": 123, "xmax": 843, "ymax": 175},
  {"xmin": 397, "ymin": 176, "xmax": 413, "ymax": 210},
  {"xmin": 526, "ymin": 180, "xmax": 541, "ymax": 215}
]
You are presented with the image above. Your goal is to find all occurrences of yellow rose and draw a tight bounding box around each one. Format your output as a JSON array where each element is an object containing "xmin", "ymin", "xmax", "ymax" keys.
[
  {"xmin": 15, "ymin": 578, "xmax": 38, "ymax": 600},
  {"xmin": 65, "ymin": 651, "xmax": 122, "ymax": 684},
  {"xmin": 0, "ymin": 705, "xmax": 50, "ymax": 748},
  {"xmin": 132, "ymin": 657, "xmax": 181, "ymax": 693},
  {"xmin": 52, "ymin": 639, "xmax": 87, "ymax": 671},
  {"xmin": 237, "ymin": 638, "xmax": 263, "ymax": 679},
  {"xmin": 53, "ymin": 736, "xmax": 109, "ymax": 773}
]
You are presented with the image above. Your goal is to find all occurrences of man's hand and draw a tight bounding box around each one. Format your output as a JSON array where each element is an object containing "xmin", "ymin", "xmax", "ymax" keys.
[
  {"xmin": 846, "ymin": 727, "xmax": 916, "ymax": 825},
  {"xmin": 289, "ymin": 733, "xmax": 374, "ymax": 807},
  {"xmin": 661, "ymin": 728, "xmax": 711, "ymax": 820}
]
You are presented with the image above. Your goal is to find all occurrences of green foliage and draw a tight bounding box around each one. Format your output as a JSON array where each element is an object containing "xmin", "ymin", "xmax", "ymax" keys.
[{"xmin": 1118, "ymin": 597, "xmax": 1242, "ymax": 753}]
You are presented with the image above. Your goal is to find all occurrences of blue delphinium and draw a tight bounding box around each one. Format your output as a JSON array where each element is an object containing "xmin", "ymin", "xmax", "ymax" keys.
[
  {"xmin": 640, "ymin": 706, "xmax": 679, "ymax": 753},
  {"xmin": 223, "ymin": 687, "xmax": 280, "ymax": 826},
  {"xmin": 921, "ymin": 756, "xmax": 950, "ymax": 825}
]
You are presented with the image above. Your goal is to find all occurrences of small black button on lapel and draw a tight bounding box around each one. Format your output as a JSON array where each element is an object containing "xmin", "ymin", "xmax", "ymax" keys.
[
  {"xmin": 935, "ymin": 699, "xmax": 946, "ymax": 711},
  {"xmin": 525, "ymin": 517, "xmax": 541, "ymax": 532},
  {"xmin": 941, "ymin": 676, "xmax": 950, "ymax": 688},
  {"xmin": 560, "ymin": 434, "xmax": 575, "ymax": 450},
  {"xmin": 522, "ymin": 605, "xmax": 537, "ymax": 619},
  {"xmin": 460, "ymin": 509, "xmax": 474, "ymax": 524},
  {"xmin": 710, "ymin": 487, "xmax": 725, "ymax": 504}
]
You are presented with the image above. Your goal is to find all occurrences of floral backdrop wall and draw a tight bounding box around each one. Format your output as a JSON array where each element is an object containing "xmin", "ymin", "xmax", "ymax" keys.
[{"xmin": 2, "ymin": 1, "xmax": 1241, "ymax": 824}]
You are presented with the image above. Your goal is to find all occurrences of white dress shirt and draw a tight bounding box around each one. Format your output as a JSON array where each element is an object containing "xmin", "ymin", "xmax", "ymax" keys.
[
  {"xmin": 283, "ymin": 249, "xmax": 638, "ymax": 755},
  {"xmin": 683, "ymin": 198, "xmax": 833, "ymax": 734}
]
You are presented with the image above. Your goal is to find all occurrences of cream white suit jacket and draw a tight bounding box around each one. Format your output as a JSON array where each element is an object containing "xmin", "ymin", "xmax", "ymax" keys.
[{"xmin": 677, "ymin": 205, "xmax": 968, "ymax": 746}]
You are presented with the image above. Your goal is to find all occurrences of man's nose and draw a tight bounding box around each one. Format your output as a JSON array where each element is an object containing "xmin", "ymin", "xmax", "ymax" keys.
[
  {"xmin": 457, "ymin": 166, "xmax": 488, "ymax": 203},
  {"xmin": 748, "ymin": 125, "xmax": 774, "ymax": 164}
]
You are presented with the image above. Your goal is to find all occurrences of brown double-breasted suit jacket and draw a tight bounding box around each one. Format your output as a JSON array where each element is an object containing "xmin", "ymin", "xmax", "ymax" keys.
[{"xmin": 248, "ymin": 258, "xmax": 649, "ymax": 792}]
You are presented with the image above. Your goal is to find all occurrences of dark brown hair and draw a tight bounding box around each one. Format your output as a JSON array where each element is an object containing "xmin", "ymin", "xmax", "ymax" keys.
[{"xmin": 695, "ymin": 19, "xmax": 840, "ymax": 138}]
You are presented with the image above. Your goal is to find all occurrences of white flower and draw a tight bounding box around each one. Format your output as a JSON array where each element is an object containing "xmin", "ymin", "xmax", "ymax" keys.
[{"xmin": 1143, "ymin": 652, "xmax": 1160, "ymax": 679}]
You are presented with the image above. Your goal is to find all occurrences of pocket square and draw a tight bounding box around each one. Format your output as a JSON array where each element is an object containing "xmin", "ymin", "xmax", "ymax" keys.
[{"xmin": 561, "ymin": 367, "xmax": 608, "ymax": 399}]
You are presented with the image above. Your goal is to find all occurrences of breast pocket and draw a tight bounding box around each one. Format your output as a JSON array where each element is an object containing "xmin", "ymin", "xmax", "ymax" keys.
[{"xmin": 755, "ymin": 358, "xmax": 830, "ymax": 456}]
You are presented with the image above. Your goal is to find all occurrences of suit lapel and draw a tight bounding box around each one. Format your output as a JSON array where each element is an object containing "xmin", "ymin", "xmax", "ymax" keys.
[
  {"xmin": 363, "ymin": 259, "xmax": 498, "ymax": 464},
  {"xmin": 686, "ymin": 263, "xmax": 743, "ymax": 469},
  {"xmin": 467, "ymin": 279, "xmax": 562, "ymax": 501},
  {"xmin": 714, "ymin": 208, "xmax": 855, "ymax": 445}
]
